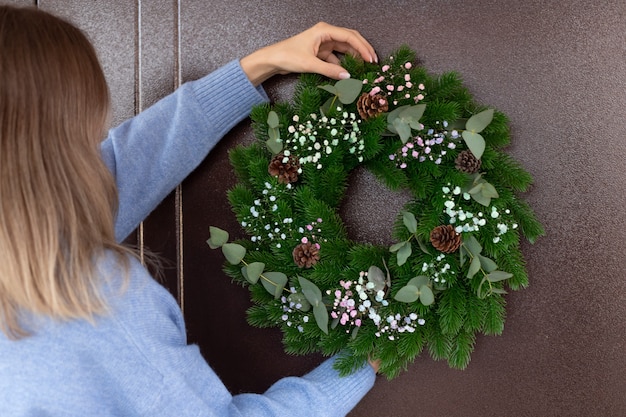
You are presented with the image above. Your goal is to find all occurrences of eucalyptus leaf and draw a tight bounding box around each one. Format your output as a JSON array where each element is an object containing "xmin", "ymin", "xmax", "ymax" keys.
[
  {"xmin": 268, "ymin": 127, "xmax": 279, "ymax": 141},
  {"xmin": 397, "ymin": 241, "xmax": 412, "ymax": 266},
  {"xmin": 367, "ymin": 265, "xmax": 386, "ymax": 292},
  {"xmin": 482, "ymin": 182, "xmax": 499, "ymax": 199},
  {"xmin": 288, "ymin": 292, "xmax": 311, "ymax": 312},
  {"xmin": 335, "ymin": 78, "xmax": 363, "ymax": 104},
  {"xmin": 407, "ymin": 275, "xmax": 430, "ymax": 288},
  {"xmin": 465, "ymin": 108, "xmax": 494, "ymax": 133},
  {"xmin": 319, "ymin": 84, "xmax": 338, "ymax": 95},
  {"xmin": 402, "ymin": 211, "xmax": 418, "ymax": 234},
  {"xmin": 467, "ymin": 183, "xmax": 484, "ymax": 195},
  {"xmin": 351, "ymin": 325, "xmax": 360, "ymax": 340},
  {"xmin": 399, "ymin": 104, "xmax": 426, "ymax": 123},
  {"xmin": 320, "ymin": 96, "xmax": 337, "ymax": 116},
  {"xmin": 267, "ymin": 110, "xmax": 280, "ymax": 128},
  {"xmin": 461, "ymin": 131, "xmax": 486, "ymax": 160},
  {"xmin": 313, "ymin": 304, "xmax": 329, "ymax": 334},
  {"xmin": 389, "ymin": 241, "xmax": 406, "ymax": 253},
  {"xmin": 382, "ymin": 258, "xmax": 392, "ymax": 288},
  {"xmin": 386, "ymin": 105, "xmax": 408, "ymax": 134},
  {"xmin": 470, "ymin": 192, "xmax": 491, "ymax": 207},
  {"xmin": 298, "ymin": 276, "xmax": 323, "ymax": 306},
  {"xmin": 394, "ymin": 285, "xmax": 419, "ymax": 303},
  {"xmin": 459, "ymin": 245, "xmax": 467, "ymax": 266},
  {"xmin": 266, "ymin": 136, "xmax": 282, "ymax": 154},
  {"xmin": 416, "ymin": 237, "xmax": 431, "ymax": 255},
  {"xmin": 398, "ymin": 104, "xmax": 426, "ymax": 130},
  {"xmin": 243, "ymin": 262, "xmax": 265, "ymax": 284},
  {"xmin": 478, "ymin": 255, "xmax": 497, "ymax": 273},
  {"xmin": 477, "ymin": 277, "xmax": 489, "ymax": 299},
  {"xmin": 387, "ymin": 105, "xmax": 409, "ymax": 122},
  {"xmin": 207, "ymin": 226, "xmax": 229, "ymax": 249},
  {"xmin": 486, "ymin": 271, "xmax": 513, "ymax": 282},
  {"xmin": 419, "ymin": 285, "xmax": 435, "ymax": 306},
  {"xmin": 222, "ymin": 243, "xmax": 246, "ymax": 265},
  {"xmin": 261, "ymin": 272, "xmax": 288, "ymax": 299},
  {"xmin": 463, "ymin": 235, "xmax": 483, "ymax": 256},
  {"xmin": 393, "ymin": 118, "xmax": 412, "ymax": 144},
  {"xmin": 467, "ymin": 255, "xmax": 481, "ymax": 279}
]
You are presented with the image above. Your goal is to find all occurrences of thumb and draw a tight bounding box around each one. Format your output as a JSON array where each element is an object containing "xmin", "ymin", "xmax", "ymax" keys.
[{"xmin": 308, "ymin": 60, "xmax": 351, "ymax": 80}]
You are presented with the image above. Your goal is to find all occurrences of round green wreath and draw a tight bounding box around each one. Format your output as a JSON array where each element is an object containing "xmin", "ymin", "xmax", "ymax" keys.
[{"xmin": 208, "ymin": 46, "xmax": 544, "ymax": 379}]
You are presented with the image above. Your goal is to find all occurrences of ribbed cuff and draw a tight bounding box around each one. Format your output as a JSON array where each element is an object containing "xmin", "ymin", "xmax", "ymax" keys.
[
  {"xmin": 303, "ymin": 356, "xmax": 376, "ymax": 416},
  {"xmin": 190, "ymin": 60, "xmax": 269, "ymax": 138}
]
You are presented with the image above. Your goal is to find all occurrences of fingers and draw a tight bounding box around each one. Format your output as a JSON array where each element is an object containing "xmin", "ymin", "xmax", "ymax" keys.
[
  {"xmin": 304, "ymin": 57, "xmax": 351, "ymax": 80},
  {"xmin": 313, "ymin": 22, "xmax": 377, "ymax": 64},
  {"xmin": 240, "ymin": 22, "xmax": 377, "ymax": 85},
  {"xmin": 321, "ymin": 52, "xmax": 341, "ymax": 66}
]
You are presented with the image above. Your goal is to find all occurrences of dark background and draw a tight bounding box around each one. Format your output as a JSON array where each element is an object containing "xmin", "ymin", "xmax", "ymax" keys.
[{"xmin": 10, "ymin": 1, "xmax": 626, "ymax": 416}]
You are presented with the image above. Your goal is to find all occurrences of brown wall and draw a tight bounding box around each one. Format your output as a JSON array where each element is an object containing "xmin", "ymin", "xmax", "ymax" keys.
[{"xmin": 9, "ymin": 1, "xmax": 626, "ymax": 416}]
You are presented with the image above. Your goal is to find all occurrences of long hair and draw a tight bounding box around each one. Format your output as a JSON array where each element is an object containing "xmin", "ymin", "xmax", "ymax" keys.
[{"xmin": 0, "ymin": 6, "xmax": 132, "ymax": 338}]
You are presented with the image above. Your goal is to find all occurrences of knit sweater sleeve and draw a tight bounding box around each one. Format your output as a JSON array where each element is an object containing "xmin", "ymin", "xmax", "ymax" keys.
[
  {"xmin": 115, "ymin": 262, "xmax": 376, "ymax": 417},
  {"xmin": 232, "ymin": 357, "xmax": 376, "ymax": 416},
  {"xmin": 100, "ymin": 60, "xmax": 268, "ymax": 242}
]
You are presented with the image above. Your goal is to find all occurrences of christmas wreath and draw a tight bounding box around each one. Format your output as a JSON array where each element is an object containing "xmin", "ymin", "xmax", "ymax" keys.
[{"xmin": 207, "ymin": 46, "xmax": 544, "ymax": 378}]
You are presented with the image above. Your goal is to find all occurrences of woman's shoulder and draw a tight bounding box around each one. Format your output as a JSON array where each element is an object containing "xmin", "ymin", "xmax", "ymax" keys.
[{"xmin": 98, "ymin": 251, "xmax": 186, "ymax": 338}]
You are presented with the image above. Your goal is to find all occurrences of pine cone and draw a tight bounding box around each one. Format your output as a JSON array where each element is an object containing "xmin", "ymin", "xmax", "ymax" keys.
[
  {"xmin": 268, "ymin": 153, "xmax": 300, "ymax": 184},
  {"xmin": 430, "ymin": 225, "xmax": 461, "ymax": 253},
  {"xmin": 455, "ymin": 150, "xmax": 482, "ymax": 174},
  {"xmin": 356, "ymin": 92, "xmax": 389, "ymax": 120},
  {"xmin": 292, "ymin": 241, "xmax": 320, "ymax": 268}
]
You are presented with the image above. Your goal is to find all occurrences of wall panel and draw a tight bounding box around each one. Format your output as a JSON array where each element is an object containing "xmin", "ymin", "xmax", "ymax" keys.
[
  {"xmin": 134, "ymin": 0, "xmax": 181, "ymax": 302},
  {"xmin": 39, "ymin": 0, "xmax": 137, "ymax": 128}
]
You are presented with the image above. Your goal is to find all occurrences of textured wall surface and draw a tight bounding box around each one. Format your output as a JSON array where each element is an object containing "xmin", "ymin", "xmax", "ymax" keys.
[{"xmin": 10, "ymin": 1, "xmax": 626, "ymax": 416}]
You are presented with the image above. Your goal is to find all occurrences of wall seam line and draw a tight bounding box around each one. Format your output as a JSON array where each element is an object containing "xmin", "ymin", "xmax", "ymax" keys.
[{"xmin": 174, "ymin": 0, "xmax": 184, "ymax": 315}]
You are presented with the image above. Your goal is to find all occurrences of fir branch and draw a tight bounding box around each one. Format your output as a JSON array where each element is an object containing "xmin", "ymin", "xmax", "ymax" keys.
[
  {"xmin": 509, "ymin": 197, "xmax": 546, "ymax": 243},
  {"xmin": 365, "ymin": 158, "xmax": 410, "ymax": 191},
  {"xmin": 247, "ymin": 305, "xmax": 277, "ymax": 328},
  {"xmin": 427, "ymin": 322, "xmax": 453, "ymax": 361},
  {"xmin": 437, "ymin": 285, "xmax": 467, "ymax": 336},
  {"xmin": 294, "ymin": 75, "xmax": 323, "ymax": 116},
  {"xmin": 250, "ymin": 103, "xmax": 272, "ymax": 142},
  {"xmin": 464, "ymin": 294, "xmax": 487, "ymax": 332},
  {"xmin": 426, "ymin": 71, "xmax": 467, "ymax": 103},
  {"xmin": 386, "ymin": 44, "xmax": 417, "ymax": 67},
  {"xmin": 496, "ymin": 248, "xmax": 530, "ymax": 290},
  {"xmin": 488, "ymin": 152, "xmax": 534, "ymax": 192},
  {"xmin": 447, "ymin": 328, "xmax": 476, "ymax": 370},
  {"xmin": 483, "ymin": 294, "xmax": 506, "ymax": 335},
  {"xmin": 334, "ymin": 350, "xmax": 371, "ymax": 377}
]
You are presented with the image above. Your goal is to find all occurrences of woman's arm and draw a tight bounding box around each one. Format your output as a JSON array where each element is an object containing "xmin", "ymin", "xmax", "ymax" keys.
[
  {"xmin": 102, "ymin": 23, "xmax": 377, "ymax": 242},
  {"xmin": 101, "ymin": 60, "xmax": 267, "ymax": 242}
]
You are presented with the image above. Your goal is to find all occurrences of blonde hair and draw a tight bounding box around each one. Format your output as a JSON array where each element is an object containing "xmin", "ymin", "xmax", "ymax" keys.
[{"xmin": 0, "ymin": 6, "xmax": 133, "ymax": 338}]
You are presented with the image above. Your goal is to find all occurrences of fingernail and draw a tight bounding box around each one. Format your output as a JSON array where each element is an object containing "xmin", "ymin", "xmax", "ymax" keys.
[{"xmin": 339, "ymin": 72, "xmax": 351, "ymax": 79}]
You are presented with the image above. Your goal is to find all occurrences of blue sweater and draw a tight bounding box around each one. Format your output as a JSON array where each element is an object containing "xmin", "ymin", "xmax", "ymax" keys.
[{"xmin": 0, "ymin": 61, "xmax": 375, "ymax": 416}]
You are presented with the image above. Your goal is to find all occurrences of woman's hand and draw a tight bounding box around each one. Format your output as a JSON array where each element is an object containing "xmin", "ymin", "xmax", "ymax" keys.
[
  {"xmin": 240, "ymin": 22, "xmax": 377, "ymax": 86},
  {"xmin": 369, "ymin": 358, "xmax": 381, "ymax": 374}
]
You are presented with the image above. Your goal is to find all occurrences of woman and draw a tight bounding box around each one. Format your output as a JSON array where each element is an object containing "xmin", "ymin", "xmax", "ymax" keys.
[{"xmin": 0, "ymin": 5, "xmax": 379, "ymax": 416}]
